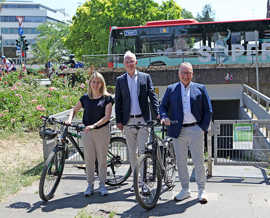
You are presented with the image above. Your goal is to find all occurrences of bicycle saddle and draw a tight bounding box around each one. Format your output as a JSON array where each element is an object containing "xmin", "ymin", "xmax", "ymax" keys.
[{"xmin": 39, "ymin": 128, "xmax": 57, "ymax": 140}]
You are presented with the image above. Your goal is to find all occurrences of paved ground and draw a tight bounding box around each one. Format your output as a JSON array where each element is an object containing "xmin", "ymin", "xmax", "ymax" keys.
[{"xmin": 0, "ymin": 165, "xmax": 269, "ymax": 218}]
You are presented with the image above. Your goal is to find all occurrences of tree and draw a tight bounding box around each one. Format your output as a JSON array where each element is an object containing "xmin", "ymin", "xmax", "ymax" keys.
[
  {"xmin": 64, "ymin": 0, "xmax": 183, "ymax": 57},
  {"xmin": 196, "ymin": 4, "xmax": 215, "ymax": 22},
  {"xmin": 155, "ymin": 0, "xmax": 182, "ymax": 20},
  {"xmin": 31, "ymin": 22, "xmax": 70, "ymax": 64},
  {"xmin": 181, "ymin": 8, "xmax": 194, "ymax": 19}
]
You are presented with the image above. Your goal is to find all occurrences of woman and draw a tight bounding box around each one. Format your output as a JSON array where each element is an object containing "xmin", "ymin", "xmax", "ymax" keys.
[{"xmin": 66, "ymin": 72, "xmax": 113, "ymax": 196}]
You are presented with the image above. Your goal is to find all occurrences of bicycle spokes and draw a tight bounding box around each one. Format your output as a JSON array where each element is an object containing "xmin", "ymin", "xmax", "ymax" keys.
[
  {"xmin": 105, "ymin": 137, "xmax": 131, "ymax": 186},
  {"xmin": 134, "ymin": 154, "xmax": 162, "ymax": 210}
]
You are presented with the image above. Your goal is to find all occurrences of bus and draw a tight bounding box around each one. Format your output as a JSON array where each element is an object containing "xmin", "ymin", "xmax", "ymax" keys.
[{"xmin": 108, "ymin": 18, "xmax": 270, "ymax": 68}]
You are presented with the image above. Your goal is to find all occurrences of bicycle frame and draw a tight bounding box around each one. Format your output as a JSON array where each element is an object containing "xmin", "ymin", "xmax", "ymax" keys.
[
  {"xmin": 127, "ymin": 121, "xmax": 173, "ymax": 179},
  {"xmin": 145, "ymin": 125, "xmax": 170, "ymax": 174}
]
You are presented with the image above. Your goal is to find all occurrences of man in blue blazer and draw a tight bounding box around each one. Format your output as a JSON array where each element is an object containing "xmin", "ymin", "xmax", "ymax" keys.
[
  {"xmin": 115, "ymin": 51, "xmax": 159, "ymax": 191},
  {"xmin": 160, "ymin": 62, "xmax": 212, "ymax": 203}
]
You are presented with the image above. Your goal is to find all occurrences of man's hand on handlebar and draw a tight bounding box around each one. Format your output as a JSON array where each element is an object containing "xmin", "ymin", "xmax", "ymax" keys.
[
  {"xmin": 117, "ymin": 123, "xmax": 123, "ymax": 130},
  {"xmin": 161, "ymin": 118, "xmax": 171, "ymax": 126}
]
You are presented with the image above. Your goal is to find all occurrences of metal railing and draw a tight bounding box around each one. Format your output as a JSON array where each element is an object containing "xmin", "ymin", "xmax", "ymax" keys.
[
  {"xmin": 212, "ymin": 120, "xmax": 270, "ymax": 166},
  {"xmin": 82, "ymin": 49, "xmax": 270, "ymax": 69},
  {"xmin": 243, "ymin": 84, "xmax": 270, "ymax": 113}
]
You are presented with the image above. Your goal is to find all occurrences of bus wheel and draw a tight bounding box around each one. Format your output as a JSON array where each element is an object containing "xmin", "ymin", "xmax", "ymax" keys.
[{"xmin": 148, "ymin": 61, "xmax": 166, "ymax": 67}]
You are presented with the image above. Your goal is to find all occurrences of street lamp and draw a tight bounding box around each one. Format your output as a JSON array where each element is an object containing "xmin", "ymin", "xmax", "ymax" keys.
[
  {"xmin": 255, "ymin": 30, "xmax": 259, "ymax": 91},
  {"xmin": 0, "ymin": 24, "xmax": 3, "ymax": 56}
]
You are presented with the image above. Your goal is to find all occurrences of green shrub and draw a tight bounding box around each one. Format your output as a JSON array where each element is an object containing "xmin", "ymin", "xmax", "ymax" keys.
[{"xmin": 0, "ymin": 70, "xmax": 88, "ymax": 133}]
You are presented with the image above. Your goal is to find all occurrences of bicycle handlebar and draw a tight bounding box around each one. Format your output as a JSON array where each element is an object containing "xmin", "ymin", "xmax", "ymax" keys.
[
  {"xmin": 127, "ymin": 120, "xmax": 178, "ymax": 129},
  {"xmin": 40, "ymin": 116, "xmax": 85, "ymax": 131}
]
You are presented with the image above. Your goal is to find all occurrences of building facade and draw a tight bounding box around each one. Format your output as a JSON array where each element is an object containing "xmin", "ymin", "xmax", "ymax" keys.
[
  {"xmin": 0, "ymin": 1, "xmax": 69, "ymax": 58},
  {"xmin": 267, "ymin": 0, "xmax": 270, "ymax": 18}
]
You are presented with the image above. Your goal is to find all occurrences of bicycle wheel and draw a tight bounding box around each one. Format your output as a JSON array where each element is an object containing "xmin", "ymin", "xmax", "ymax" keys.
[
  {"xmin": 164, "ymin": 141, "xmax": 177, "ymax": 189},
  {"xmin": 39, "ymin": 145, "xmax": 66, "ymax": 201},
  {"xmin": 106, "ymin": 137, "xmax": 131, "ymax": 186},
  {"xmin": 134, "ymin": 153, "xmax": 162, "ymax": 210}
]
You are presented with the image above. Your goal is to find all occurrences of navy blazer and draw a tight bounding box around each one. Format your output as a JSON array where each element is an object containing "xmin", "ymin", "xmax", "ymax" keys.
[
  {"xmin": 160, "ymin": 82, "xmax": 213, "ymax": 138},
  {"xmin": 115, "ymin": 71, "xmax": 159, "ymax": 125}
]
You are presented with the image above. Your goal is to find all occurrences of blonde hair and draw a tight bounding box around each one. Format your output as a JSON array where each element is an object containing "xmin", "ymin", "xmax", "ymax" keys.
[{"xmin": 87, "ymin": 72, "xmax": 110, "ymax": 98}]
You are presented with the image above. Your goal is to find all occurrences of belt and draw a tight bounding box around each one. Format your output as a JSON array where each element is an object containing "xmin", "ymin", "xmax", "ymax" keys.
[
  {"xmin": 182, "ymin": 122, "xmax": 197, "ymax": 127},
  {"xmin": 130, "ymin": 114, "xmax": 142, "ymax": 118}
]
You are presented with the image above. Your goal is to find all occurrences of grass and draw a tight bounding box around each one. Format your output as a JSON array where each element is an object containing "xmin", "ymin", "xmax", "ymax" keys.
[
  {"xmin": 0, "ymin": 132, "xmax": 43, "ymax": 202},
  {"xmin": 267, "ymin": 165, "xmax": 270, "ymax": 175},
  {"xmin": 75, "ymin": 209, "xmax": 116, "ymax": 218},
  {"xmin": 0, "ymin": 160, "xmax": 43, "ymax": 202}
]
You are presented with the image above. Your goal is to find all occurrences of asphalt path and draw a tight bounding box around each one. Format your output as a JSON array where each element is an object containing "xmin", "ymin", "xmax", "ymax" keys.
[{"xmin": 0, "ymin": 165, "xmax": 269, "ymax": 218}]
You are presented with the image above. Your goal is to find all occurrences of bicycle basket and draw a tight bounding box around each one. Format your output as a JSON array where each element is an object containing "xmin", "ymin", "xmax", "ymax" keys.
[{"xmin": 39, "ymin": 128, "xmax": 57, "ymax": 140}]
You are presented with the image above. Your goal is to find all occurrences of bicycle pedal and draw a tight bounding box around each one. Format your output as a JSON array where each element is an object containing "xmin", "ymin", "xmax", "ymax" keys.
[
  {"xmin": 75, "ymin": 164, "xmax": 86, "ymax": 170},
  {"xmin": 141, "ymin": 189, "xmax": 151, "ymax": 196},
  {"xmin": 48, "ymin": 194, "xmax": 54, "ymax": 200},
  {"xmin": 167, "ymin": 184, "xmax": 175, "ymax": 190}
]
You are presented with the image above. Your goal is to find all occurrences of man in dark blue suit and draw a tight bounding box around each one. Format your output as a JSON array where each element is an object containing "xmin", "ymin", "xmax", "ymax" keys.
[
  {"xmin": 160, "ymin": 62, "xmax": 212, "ymax": 203},
  {"xmin": 115, "ymin": 51, "xmax": 159, "ymax": 191}
]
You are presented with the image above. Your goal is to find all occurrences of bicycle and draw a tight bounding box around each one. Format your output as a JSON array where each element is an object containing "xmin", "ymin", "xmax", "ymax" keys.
[
  {"xmin": 128, "ymin": 120, "xmax": 178, "ymax": 210},
  {"xmin": 38, "ymin": 116, "xmax": 131, "ymax": 201}
]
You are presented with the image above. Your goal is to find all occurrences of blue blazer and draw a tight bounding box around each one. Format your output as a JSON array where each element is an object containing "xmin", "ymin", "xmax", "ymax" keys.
[
  {"xmin": 115, "ymin": 71, "xmax": 159, "ymax": 125},
  {"xmin": 160, "ymin": 82, "xmax": 213, "ymax": 138}
]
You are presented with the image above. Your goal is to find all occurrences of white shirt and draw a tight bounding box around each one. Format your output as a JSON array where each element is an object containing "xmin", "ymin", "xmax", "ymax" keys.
[
  {"xmin": 127, "ymin": 70, "xmax": 142, "ymax": 115},
  {"xmin": 180, "ymin": 82, "xmax": 197, "ymax": 124}
]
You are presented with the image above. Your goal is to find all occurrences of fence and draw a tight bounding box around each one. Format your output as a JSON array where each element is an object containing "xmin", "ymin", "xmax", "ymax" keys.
[
  {"xmin": 212, "ymin": 120, "xmax": 270, "ymax": 166},
  {"xmin": 82, "ymin": 49, "xmax": 270, "ymax": 69}
]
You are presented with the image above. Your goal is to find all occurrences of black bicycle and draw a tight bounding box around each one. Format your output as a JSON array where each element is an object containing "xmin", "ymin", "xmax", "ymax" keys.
[
  {"xmin": 128, "ymin": 120, "xmax": 177, "ymax": 210},
  {"xmin": 39, "ymin": 116, "xmax": 131, "ymax": 201}
]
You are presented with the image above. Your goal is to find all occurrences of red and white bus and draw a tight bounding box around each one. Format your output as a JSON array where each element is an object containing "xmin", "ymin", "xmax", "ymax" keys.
[{"xmin": 108, "ymin": 18, "xmax": 270, "ymax": 67}]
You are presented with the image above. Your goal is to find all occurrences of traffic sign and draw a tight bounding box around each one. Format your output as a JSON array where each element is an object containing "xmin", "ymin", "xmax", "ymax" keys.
[
  {"xmin": 18, "ymin": 27, "xmax": 23, "ymax": 36},
  {"xmin": 16, "ymin": 16, "xmax": 23, "ymax": 26},
  {"xmin": 16, "ymin": 50, "xmax": 21, "ymax": 56}
]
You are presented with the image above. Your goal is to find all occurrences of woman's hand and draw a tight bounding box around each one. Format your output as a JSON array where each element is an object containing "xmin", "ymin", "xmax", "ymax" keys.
[
  {"xmin": 84, "ymin": 125, "xmax": 96, "ymax": 132},
  {"xmin": 65, "ymin": 119, "xmax": 72, "ymax": 125},
  {"xmin": 117, "ymin": 123, "xmax": 123, "ymax": 130}
]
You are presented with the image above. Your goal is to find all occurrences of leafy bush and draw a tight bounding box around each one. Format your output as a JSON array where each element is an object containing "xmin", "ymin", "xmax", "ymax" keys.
[{"xmin": 0, "ymin": 71, "xmax": 88, "ymax": 133}]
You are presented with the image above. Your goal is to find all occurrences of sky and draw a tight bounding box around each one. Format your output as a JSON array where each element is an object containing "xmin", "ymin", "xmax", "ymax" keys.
[{"xmin": 33, "ymin": 0, "xmax": 268, "ymax": 21}]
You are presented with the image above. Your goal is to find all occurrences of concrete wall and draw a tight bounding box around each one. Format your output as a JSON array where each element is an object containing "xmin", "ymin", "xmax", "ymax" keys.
[{"xmin": 100, "ymin": 65, "xmax": 270, "ymax": 98}]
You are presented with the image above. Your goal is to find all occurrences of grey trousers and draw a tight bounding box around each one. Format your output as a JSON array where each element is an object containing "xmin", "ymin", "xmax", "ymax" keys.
[
  {"xmin": 123, "ymin": 117, "xmax": 148, "ymax": 172},
  {"xmin": 173, "ymin": 124, "xmax": 206, "ymax": 190},
  {"xmin": 82, "ymin": 125, "xmax": 110, "ymax": 186}
]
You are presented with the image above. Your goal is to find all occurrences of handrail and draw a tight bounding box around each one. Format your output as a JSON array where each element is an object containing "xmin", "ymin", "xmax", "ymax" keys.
[
  {"xmin": 82, "ymin": 49, "xmax": 270, "ymax": 58},
  {"xmin": 242, "ymin": 84, "xmax": 270, "ymax": 112}
]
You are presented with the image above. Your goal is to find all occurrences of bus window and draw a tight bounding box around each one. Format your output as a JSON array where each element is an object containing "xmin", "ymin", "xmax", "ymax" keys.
[
  {"xmin": 231, "ymin": 32, "xmax": 241, "ymax": 44},
  {"xmin": 174, "ymin": 26, "xmax": 202, "ymax": 56},
  {"xmin": 212, "ymin": 30, "xmax": 231, "ymax": 48},
  {"xmin": 139, "ymin": 36, "xmax": 173, "ymax": 54},
  {"xmin": 174, "ymin": 34, "xmax": 202, "ymax": 56},
  {"xmin": 260, "ymin": 30, "xmax": 270, "ymax": 43},
  {"xmin": 112, "ymin": 37, "xmax": 136, "ymax": 54}
]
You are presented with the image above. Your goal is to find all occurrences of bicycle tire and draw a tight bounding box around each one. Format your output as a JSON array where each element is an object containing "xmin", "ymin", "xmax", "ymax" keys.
[
  {"xmin": 106, "ymin": 137, "xmax": 131, "ymax": 186},
  {"xmin": 39, "ymin": 145, "xmax": 66, "ymax": 201},
  {"xmin": 164, "ymin": 141, "xmax": 177, "ymax": 190},
  {"xmin": 134, "ymin": 153, "xmax": 162, "ymax": 210}
]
